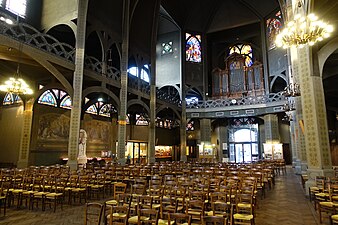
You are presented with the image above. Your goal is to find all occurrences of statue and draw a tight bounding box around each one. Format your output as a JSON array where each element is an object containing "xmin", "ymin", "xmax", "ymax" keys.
[{"xmin": 78, "ymin": 129, "xmax": 88, "ymax": 164}]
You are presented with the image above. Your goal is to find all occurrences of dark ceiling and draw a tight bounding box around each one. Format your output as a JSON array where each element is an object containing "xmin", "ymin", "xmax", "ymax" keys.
[{"xmin": 1, "ymin": 0, "xmax": 338, "ymax": 119}]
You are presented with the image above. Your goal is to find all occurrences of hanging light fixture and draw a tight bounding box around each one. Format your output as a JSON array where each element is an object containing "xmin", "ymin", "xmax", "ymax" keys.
[
  {"xmin": 276, "ymin": 1, "xmax": 333, "ymax": 48},
  {"xmin": 283, "ymin": 83, "xmax": 300, "ymax": 97},
  {"xmin": 0, "ymin": 44, "xmax": 33, "ymax": 95}
]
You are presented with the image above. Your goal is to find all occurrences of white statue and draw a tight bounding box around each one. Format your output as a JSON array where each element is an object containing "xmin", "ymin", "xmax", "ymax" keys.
[{"xmin": 78, "ymin": 129, "xmax": 88, "ymax": 164}]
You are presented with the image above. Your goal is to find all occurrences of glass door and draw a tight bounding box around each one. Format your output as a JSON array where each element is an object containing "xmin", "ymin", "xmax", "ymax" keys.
[
  {"xmin": 235, "ymin": 144, "xmax": 244, "ymax": 163},
  {"xmin": 229, "ymin": 143, "xmax": 255, "ymax": 163}
]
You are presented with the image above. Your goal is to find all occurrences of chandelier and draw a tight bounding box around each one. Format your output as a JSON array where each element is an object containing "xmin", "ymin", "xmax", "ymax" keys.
[
  {"xmin": 0, "ymin": 44, "xmax": 33, "ymax": 95},
  {"xmin": 276, "ymin": 1, "xmax": 333, "ymax": 48},
  {"xmin": 0, "ymin": 77, "xmax": 33, "ymax": 95}
]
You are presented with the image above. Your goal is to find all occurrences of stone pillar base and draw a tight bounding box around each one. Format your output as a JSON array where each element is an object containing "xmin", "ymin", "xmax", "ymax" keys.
[
  {"xmin": 180, "ymin": 155, "xmax": 187, "ymax": 162},
  {"xmin": 305, "ymin": 168, "xmax": 334, "ymax": 195},
  {"xmin": 292, "ymin": 157, "xmax": 298, "ymax": 168},
  {"xmin": 118, "ymin": 158, "xmax": 126, "ymax": 165},
  {"xmin": 148, "ymin": 157, "xmax": 156, "ymax": 164},
  {"xmin": 78, "ymin": 156, "xmax": 87, "ymax": 165},
  {"xmin": 67, "ymin": 159, "xmax": 78, "ymax": 171},
  {"xmin": 301, "ymin": 162, "xmax": 308, "ymax": 174},
  {"xmin": 17, "ymin": 160, "xmax": 29, "ymax": 168},
  {"xmin": 294, "ymin": 160, "xmax": 302, "ymax": 175}
]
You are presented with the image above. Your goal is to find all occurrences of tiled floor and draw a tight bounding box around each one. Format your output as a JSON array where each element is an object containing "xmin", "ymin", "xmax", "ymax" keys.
[{"xmin": 0, "ymin": 167, "xmax": 322, "ymax": 225}]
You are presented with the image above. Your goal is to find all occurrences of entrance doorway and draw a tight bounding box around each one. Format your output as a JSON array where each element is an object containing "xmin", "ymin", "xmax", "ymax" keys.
[
  {"xmin": 228, "ymin": 118, "xmax": 259, "ymax": 163},
  {"xmin": 229, "ymin": 142, "xmax": 259, "ymax": 163}
]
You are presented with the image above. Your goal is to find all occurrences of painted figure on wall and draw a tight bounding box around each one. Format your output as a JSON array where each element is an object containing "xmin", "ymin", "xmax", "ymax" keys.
[{"xmin": 78, "ymin": 129, "xmax": 88, "ymax": 164}]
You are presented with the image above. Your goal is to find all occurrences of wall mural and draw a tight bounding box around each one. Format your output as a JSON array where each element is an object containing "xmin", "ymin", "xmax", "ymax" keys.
[
  {"xmin": 36, "ymin": 113, "xmax": 70, "ymax": 150},
  {"xmin": 38, "ymin": 113, "xmax": 70, "ymax": 140},
  {"xmin": 83, "ymin": 117, "xmax": 111, "ymax": 152}
]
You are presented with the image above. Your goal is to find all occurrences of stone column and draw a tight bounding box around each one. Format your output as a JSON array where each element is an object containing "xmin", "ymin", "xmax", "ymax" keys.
[
  {"xmin": 148, "ymin": 0, "xmax": 161, "ymax": 164},
  {"xmin": 263, "ymin": 114, "xmax": 280, "ymax": 160},
  {"xmin": 117, "ymin": 0, "xmax": 130, "ymax": 165},
  {"xmin": 264, "ymin": 114, "xmax": 280, "ymax": 143},
  {"xmin": 218, "ymin": 125, "xmax": 228, "ymax": 162},
  {"xmin": 17, "ymin": 99, "xmax": 34, "ymax": 168},
  {"xmin": 200, "ymin": 118, "xmax": 212, "ymax": 160},
  {"xmin": 297, "ymin": 46, "xmax": 333, "ymax": 193},
  {"xmin": 180, "ymin": 99, "xmax": 187, "ymax": 162},
  {"xmin": 67, "ymin": 0, "xmax": 88, "ymax": 170},
  {"xmin": 200, "ymin": 118, "xmax": 212, "ymax": 143},
  {"xmin": 180, "ymin": 30, "xmax": 187, "ymax": 162},
  {"xmin": 293, "ymin": 96, "xmax": 307, "ymax": 174}
]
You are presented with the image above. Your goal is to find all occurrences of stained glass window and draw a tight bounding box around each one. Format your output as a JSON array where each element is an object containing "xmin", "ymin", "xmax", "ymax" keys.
[
  {"xmin": 85, "ymin": 97, "xmax": 90, "ymax": 104},
  {"xmin": 14, "ymin": 94, "xmax": 22, "ymax": 104},
  {"xmin": 5, "ymin": 0, "xmax": 26, "ymax": 18},
  {"xmin": 136, "ymin": 114, "xmax": 149, "ymax": 126},
  {"xmin": 126, "ymin": 114, "xmax": 130, "ymax": 124},
  {"xmin": 229, "ymin": 44, "xmax": 253, "ymax": 67},
  {"xmin": 38, "ymin": 90, "xmax": 57, "ymax": 107},
  {"xmin": 162, "ymin": 41, "xmax": 173, "ymax": 55},
  {"xmin": 2, "ymin": 92, "xmax": 22, "ymax": 105},
  {"xmin": 267, "ymin": 11, "xmax": 283, "ymax": 50},
  {"xmin": 38, "ymin": 88, "xmax": 72, "ymax": 109},
  {"xmin": 52, "ymin": 89, "xmax": 59, "ymax": 97},
  {"xmin": 186, "ymin": 120, "xmax": 194, "ymax": 131},
  {"xmin": 60, "ymin": 95, "xmax": 72, "ymax": 109},
  {"xmin": 99, "ymin": 104, "xmax": 116, "ymax": 117},
  {"xmin": 128, "ymin": 67, "xmax": 138, "ymax": 77},
  {"xmin": 3, "ymin": 92, "xmax": 13, "ymax": 105},
  {"xmin": 60, "ymin": 90, "xmax": 67, "ymax": 99},
  {"xmin": 86, "ymin": 104, "xmax": 97, "ymax": 115},
  {"xmin": 140, "ymin": 68, "xmax": 149, "ymax": 83},
  {"xmin": 186, "ymin": 33, "xmax": 202, "ymax": 63}
]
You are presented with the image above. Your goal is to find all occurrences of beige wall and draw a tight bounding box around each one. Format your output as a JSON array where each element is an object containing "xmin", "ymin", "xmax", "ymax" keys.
[{"xmin": 0, "ymin": 105, "xmax": 24, "ymax": 166}]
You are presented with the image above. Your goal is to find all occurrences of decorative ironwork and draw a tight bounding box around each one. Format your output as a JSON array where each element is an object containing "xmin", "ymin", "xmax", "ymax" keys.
[{"xmin": 186, "ymin": 92, "xmax": 286, "ymax": 109}]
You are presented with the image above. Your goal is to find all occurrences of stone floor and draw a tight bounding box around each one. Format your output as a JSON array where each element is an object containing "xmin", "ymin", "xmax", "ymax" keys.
[{"xmin": 0, "ymin": 167, "xmax": 323, "ymax": 225}]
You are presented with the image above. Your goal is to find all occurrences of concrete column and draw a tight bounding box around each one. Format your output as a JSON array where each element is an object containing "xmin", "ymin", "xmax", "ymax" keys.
[
  {"xmin": 218, "ymin": 125, "xmax": 228, "ymax": 162},
  {"xmin": 200, "ymin": 118, "xmax": 212, "ymax": 143},
  {"xmin": 296, "ymin": 46, "xmax": 334, "ymax": 193},
  {"xmin": 67, "ymin": 0, "xmax": 88, "ymax": 170},
  {"xmin": 180, "ymin": 30, "xmax": 187, "ymax": 162},
  {"xmin": 117, "ymin": 0, "xmax": 130, "ymax": 165},
  {"xmin": 17, "ymin": 99, "xmax": 34, "ymax": 168},
  {"xmin": 263, "ymin": 114, "xmax": 280, "ymax": 160},
  {"xmin": 294, "ymin": 96, "xmax": 307, "ymax": 174},
  {"xmin": 148, "ymin": 0, "xmax": 161, "ymax": 164},
  {"xmin": 180, "ymin": 100, "xmax": 187, "ymax": 162},
  {"xmin": 264, "ymin": 114, "xmax": 280, "ymax": 143}
]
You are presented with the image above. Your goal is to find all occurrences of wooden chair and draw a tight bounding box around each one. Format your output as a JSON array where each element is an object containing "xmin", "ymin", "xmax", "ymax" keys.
[
  {"xmin": 207, "ymin": 202, "xmax": 232, "ymax": 225},
  {"xmin": 203, "ymin": 215, "xmax": 227, "ymax": 225},
  {"xmin": 167, "ymin": 212, "xmax": 191, "ymax": 225},
  {"xmin": 114, "ymin": 182, "xmax": 127, "ymax": 199},
  {"xmin": 85, "ymin": 202, "xmax": 104, "ymax": 225},
  {"xmin": 233, "ymin": 193, "xmax": 254, "ymax": 225},
  {"xmin": 186, "ymin": 199, "xmax": 205, "ymax": 222},
  {"xmin": 0, "ymin": 178, "xmax": 10, "ymax": 216},
  {"xmin": 139, "ymin": 208, "xmax": 159, "ymax": 225},
  {"xmin": 128, "ymin": 195, "xmax": 153, "ymax": 224},
  {"xmin": 108, "ymin": 205, "xmax": 129, "ymax": 225}
]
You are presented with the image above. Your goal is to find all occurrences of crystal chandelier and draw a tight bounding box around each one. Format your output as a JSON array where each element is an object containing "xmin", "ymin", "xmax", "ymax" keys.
[
  {"xmin": 0, "ymin": 77, "xmax": 33, "ymax": 95},
  {"xmin": 0, "ymin": 44, "xmax": 33, "ymax": 95},
  {"xmin": 276, "ymin": 1, "xmax": 333, "ymax": 48}
]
